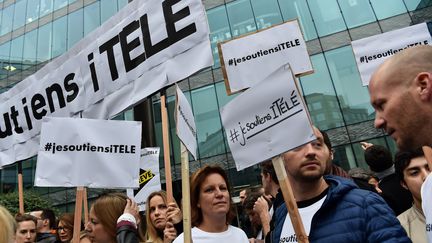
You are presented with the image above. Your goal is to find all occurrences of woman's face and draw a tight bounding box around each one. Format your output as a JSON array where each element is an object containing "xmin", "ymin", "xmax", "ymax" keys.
[
  {"xmin": 15, "ymin": 220, "xmax": 37, "ymax": 243},
  {"xmin": 198, "ymin": 173, "xmax": 230, "ymax": 220},
  {"xmin": 58, "ymin": 221, "xmax": 72, "ymax": 242},
  {"xmin": 85, "ymin": 208, "xmax": 114, "ymax": 243},
  {"xmin": 149, "ymin": 195, "xmax": 168, "ymax": 230}
]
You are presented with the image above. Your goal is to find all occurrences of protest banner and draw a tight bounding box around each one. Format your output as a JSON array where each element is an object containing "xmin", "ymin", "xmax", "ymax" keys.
[
  {"xmin": 176, "ymin": 85, "xmax": 198, "ymax": 159},
  {"xmin": 0, "ymin": 0, "xmax": 212, "ymax": 167},
  {"xmin": 35, "ymin": 117, "xmax": 141, "ymax": 188},
  {"xmin": 352, "ymin": 22, "xmax": 432, "ymax": 86},
  {"xmin": 220, "ymin": 65, "xmax": 315, "ymax": 170},
  {"xmin": 218, "ymin": 20, "xmax": 312, "ymax": 95},
  {"xmin": 127, "ymin": 147, "xmax": 161, "ymax": 211}
]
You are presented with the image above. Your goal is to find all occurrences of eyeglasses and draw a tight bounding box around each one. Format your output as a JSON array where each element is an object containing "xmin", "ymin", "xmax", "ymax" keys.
[{"xmin": 57, "ymin": 227, "xmax": 69, "ymax": 232}]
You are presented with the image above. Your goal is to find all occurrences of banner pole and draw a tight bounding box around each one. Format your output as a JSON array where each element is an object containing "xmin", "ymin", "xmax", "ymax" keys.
[
  {"xmin": 73, "ymin": 187, "xmax": 84, "ymax": 243},
  {"xmin": 180, "ymin": 143, "xmax": 192, "ymax": 243},
  {"xmin": 272, "ymin": 155, "xmax": 309, "ymax": 243},
  {"xmin": 83, "ymin": 187, "xmax": 89, "ymax": 224},
  {"xmin": 422, "ymin": 146, "xmax": 432, "ymax": 171},
  {"xmin": 160, "ymin": 90, "xmax": 174, "ymax": 202},
  {"xmin": 17, "ymin": 161, "xmax": 25, "ymax": 214}
]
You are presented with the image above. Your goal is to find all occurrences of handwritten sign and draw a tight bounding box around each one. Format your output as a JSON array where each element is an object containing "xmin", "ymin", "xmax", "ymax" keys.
[
  {"xmin": 35, "ymin": 117, "xmax": 141, "ymax": 188},
  {"xmin": 352, "ymin": 22, "xmax": 432, "ymax": 86},
  {"xmin": 176, "ymin": 85, "xmax": 197, "ymax": 159},
  {"xmin": 218, "ymin": 20, "xmax": 312, "ymax": 95},
  {"xmin": 220, "ymin": 66, "xmax": 315, "ymax": 170},
  {"xmin": 127, "ymin": 147, "xmax": 161, "ymax": 211}
]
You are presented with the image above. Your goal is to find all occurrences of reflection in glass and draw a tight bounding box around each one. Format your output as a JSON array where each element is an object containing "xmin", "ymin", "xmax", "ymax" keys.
[
  {"xmin": 0, "ymin": 42, "xmax": 11, "ymax": 80},
  {"xmin": 52, "ymin": 16, "xmax": 67, "ymax": 58},
  {"xmin": 1, "ymin": 5, "xmax": 14, "ymax": 35},
  {"xmin": 338, "ymin": 0, "xmax": 376, "ymax": 28},
  {"xmin": 26, "ymin": 0, "xmax": 40, "ymax": 24},
  {"xmin": 324, "ymin": 46, "xmax": 372, "ymax": 125},
  {"xmin": 23, "ymin": 29, "xmax": 38, "ymax": 64},
  {"xmin": 37, "ymin": 23, "xmax": 52, "ymax": 63},
  {"xmin": 101, "ymin": 0, "xmax": 118, "ymax": 23},
  {"xmin": 226, "ymin": 0, "xmax": 257, "ymax": 37},
  {"xmin": 278, "ymin": 0, "xmax": 317, "ymax": 40},
  {"xmin": 13, "ymin": 0, "xmax": 27, "ymax": 30},
  {"xmin": 118, "ymin": 0, "xmax": 129, "ymax": 8},
  {"xmin": 10, "ymin": 36, "xmax": 24, "ymax": 63},
  {"xmin": 308, "ymin": 0, "xmax": 346, "ymax": 36},
  {"xmin": 207, "ymin": 5, "xmax": 231, "ymax": 68},
  {"xmin": 370, "ymin": 0, "xmax": 406, "ymax": 20},
  {"xmin": 54, "ymin": 0, "xmax": 68, "ymax": 11},
  {"xmin": 250, "ymin": 0, "xmax": 283, "ymax": 30},
  {"xmin": 40, "ymin": 0, "xmax": 53, "ymax": 18},
  {"xmin": 84, "ymin": 2, "xmax": 101, "ymax": 36},
  {"xmin": 67, "ymin": 9, "xmax": 83, "ymax": 49}
]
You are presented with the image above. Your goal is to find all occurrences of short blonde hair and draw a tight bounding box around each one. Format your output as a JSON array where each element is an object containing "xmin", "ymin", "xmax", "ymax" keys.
[{"xmin": 0, "ymin": 205, "xmax": 15, "ymax": 243}]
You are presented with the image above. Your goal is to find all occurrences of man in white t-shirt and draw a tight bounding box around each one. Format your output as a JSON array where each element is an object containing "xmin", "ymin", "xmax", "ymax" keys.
[{"xmin": 369, "ymin": 45, "xmax": 432, "ymax": 242}]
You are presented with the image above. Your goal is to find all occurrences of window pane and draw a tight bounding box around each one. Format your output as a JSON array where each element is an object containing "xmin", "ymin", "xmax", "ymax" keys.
[
  {"xmin": 207, "ymin": 5, "xmax": 231, "ymax": 68},
  {"xmin": 118, "ymin": 0, "xmax": 128, "ymax": 8},
  {"xmin": 308, "ymin": 0, "xmax": 346, "ymax": 36},
  {"xmin": 338, "ymin": 0, "xmax": 376, "ymax": 28},
  {"xmin": 299, "ymin": 54, "xmax": 344, "ymax": 130},
  {"xmin": 67, "ymin": 9, "xmax": 83, "ymax": 49},
  {"xmin": 52, "ymin": 15, "xmax": 67, "ymax": 58},
  {"xmin": 13, "ymin": 0, "xmax": 26, "ymax": 30},
  {"xmin": 370, "ymin": 0, "xmax": 406, "ymax": 20},
  {"xmin": 278, "ymin": 0, "xmax": 317, "ymax": 40},
  {"xmin": 324, "ymin": 46, "xmax": 372, "ymax": 125},
  {"xmin": 37, "ymin": 23, "xmax": 52, "ymax": 62},
  {"xmin": 84, "ymin": 2, "xmax": 100, "ymax": 36},
  {"xmin": 101, "ymin": 0, "xmax": 117, "ymax": 23},
  {"xmin": 54, "ymin": 0, "xmax": 68, "ymax": 11},
  {"xmin": 215, "ymin": 81, "xmax": 238, "ymax": 153},
  {"xmin": 23, "ymin": 29, "xmax": 38, "ymax": 64},
  {"xmin": 192, "ymin": 85, "xmax": 226, "ymax": 158},
  {"xmin": 40, "ymin": 0, "xmax": 53, "ymax": 18},
  {"xmin": 10, "ymin": 35, "xmax": 24, "ymax": 63},
  {"xmin": 250, "ymin": 0, "xmax": 283, "ymax": 30},
  {"xmin": 1, "ymin": 5, "xmax": 14, "ymax": 35},
  {"xmin": 26, "ymin": 0, "xmax": 40, "ymax": 24},
  {"xmin": 226, "ymin": 0, "xmax": 257, "ymax": 37},
  {"xmin": 0, "ymin": 42, "xmax": 11, "ymax": 80}
]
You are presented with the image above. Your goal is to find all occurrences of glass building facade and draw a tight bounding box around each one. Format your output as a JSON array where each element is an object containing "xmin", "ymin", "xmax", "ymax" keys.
[{"xmin": 0, "ymin": 0, "xmax": 431, "ymax": 210}]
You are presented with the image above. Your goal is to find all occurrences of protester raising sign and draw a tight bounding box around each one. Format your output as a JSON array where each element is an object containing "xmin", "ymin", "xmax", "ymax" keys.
[
  {"xmin": 218, "ymin": 20, "xmax": 312, "ymax": 95},
  {"xmin": 220, "ymin": 65, "xmax": 315, "ymax": 170},
  {"xmin": 127, "ymin": 148, "xmax": 161, "ymax": 211},
  {"xmin": 175, "ymin": 85, "xmax": 198, "ymax": 159},
  {"xmin": 0, "ymin": 0, "xmax": 212, "ymax": 168},
  {"xmin": 35, "ymin": 117, "xmax": 141, "ymax": 188},
  {"xmin": 352, "ymin": 22, "xmax": 432, "ymax": 86}
]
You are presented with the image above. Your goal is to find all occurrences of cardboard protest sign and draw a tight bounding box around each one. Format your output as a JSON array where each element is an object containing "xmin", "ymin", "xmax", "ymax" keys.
[
  {"xmin": 220, "ymin": 65, "xmax": 315, "ymax": 170},
  {"xmin": 352, "ymin": 22, "xmax": 432, "ymax": 86},
  {"xmin": 175, "ymin": 85, "xmax": 198, "ymax": 159},
  {"xmin": 218, "ymin": 20, "xmax": 312, "ymax": 95},
  {"xmin": 35, "ymin": 117, "xmax": 141, "ymax": 188},
  {"xmin": 0, "ymin": 0, "xmax": 212, "ymax": 168},
  {"xmin": 127, "ymin": 147, "xmax": 161, "ymax": 211}
]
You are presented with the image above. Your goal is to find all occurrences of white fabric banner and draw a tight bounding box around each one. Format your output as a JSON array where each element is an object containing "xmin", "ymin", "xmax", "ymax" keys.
[
  {"xmin": 35, "ymin": 117, "xmax": 141, "ymax": 188},
  {"xmin": 0, "ymin": 0, "xmax": 212, "ymax": 168},
  {"xmin": 176, "ymin": 85, "xmax": 197, "ymax": 159},
  {"xmin": 219, "ymin": 20, "xmax": 312, "ymax": 94},
  {"xmin": 127, "ymin": 147, "xmax": 161, "ymax": 211},
  {"xmin": 351, "ymin": 22, "xmax": 432, "ymax": 86},
  {"xmin": 220, "ymin": 65, "xmax": 315, "ymax": 171}
]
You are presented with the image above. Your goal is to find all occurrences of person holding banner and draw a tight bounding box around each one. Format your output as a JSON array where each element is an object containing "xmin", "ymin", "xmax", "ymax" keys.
[
  {"xmin": 173, "ymin": 165, "xmax": 249, "ymax": 243},
  {"xmin": 144, "ymin": 191, "xmax": 182, "ymax": 243},
  {"xmin": 272, "ymin": 127, "xmax": 410, "ymax": 243},
  {"xmin": 85, "ymin": 193, "xmax": 141, "ymax": 243}
]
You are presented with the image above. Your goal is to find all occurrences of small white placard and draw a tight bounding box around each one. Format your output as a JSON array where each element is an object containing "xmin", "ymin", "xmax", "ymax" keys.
[
  {"xmin": 352, "ymin": 22, "xmax": 432, "ymax": 86},
  {"xmin": 176, "ymin": 85, "xmax": 198, "ymax": 159},
  {"xmin": 35, "ymin": 117, "xmax": 141, "ymax": 188},
  {"xmin": 220, "ymin": 65, "xmax": 315, "ymax": 170},
  {"xmin": 127, "ymin": 147, "xmax": 161, "ymax": 211},
  {"xmin": 219, "ymin": 20, "xmax": 312, "ymax": 94}
]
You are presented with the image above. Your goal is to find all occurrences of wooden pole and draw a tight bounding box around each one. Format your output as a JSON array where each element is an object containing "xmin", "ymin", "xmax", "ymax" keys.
[
  {"xmin": 160, "ymin": 90, "xmax": 174, "ymax": 202},
  {"xmin": 422, "ymin": 146, "xmax": 432, "ymax": 170},
  {"xmin": 180, "ymin": 143, "xmax": 192, "ymax": 243},
  {"xmin": 17, "ymin": 161, "xmax": 24, "ymax": 214},
  {"xmin": 72, "ymin": 187, "xmax": 84, "ymax": 243},
  {"xmin": 272, "ymin": 155, "xmax": 309, "ymax": 243},
  {"xmin": 83, "ymin": 188, "xmax": 89, "ymax": 224}
]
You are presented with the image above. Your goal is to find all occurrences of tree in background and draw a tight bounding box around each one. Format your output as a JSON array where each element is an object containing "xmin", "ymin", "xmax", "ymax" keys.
[{"xmin": 0, "ymin": 190, "xmax": 57, "ymax": 215}]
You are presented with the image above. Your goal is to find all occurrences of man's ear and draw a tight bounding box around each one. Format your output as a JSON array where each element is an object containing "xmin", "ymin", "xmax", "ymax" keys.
[
  {"xmin": 400, "ymin": 180, "xmax": 408, "ymax": 190},
  {"xmin": 416, "ymin": 72, "xmax": 432, "ymax": 101},
  {"xmin": 43, "ymin": 218, "xmax": 50, "ymax": 227}
]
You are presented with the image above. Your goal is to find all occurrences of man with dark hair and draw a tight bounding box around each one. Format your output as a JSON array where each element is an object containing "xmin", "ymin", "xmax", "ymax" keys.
[
  {"xmin": 364, "ymin": 144, "xmax": 412, "ymax": 215},
  {"xmin": 320, "ymin": 130, "xmax": 350, "ymax": 178},
  {"xmin": 395, "ymin": 149, "xmax": 430, "ymax": 243},
  {"xmin": 30, "ymin": 209, "xmax": 57, "ymax": 243}
]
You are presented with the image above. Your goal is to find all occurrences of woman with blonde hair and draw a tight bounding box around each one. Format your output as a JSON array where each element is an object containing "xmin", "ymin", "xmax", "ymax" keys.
[
  {"xmin": 0, "ymin": 205, "xmax": 15, "ymax": 243},
  {"xmin": 144, "ymin": 191, "xmax": 182, "ymax": 243},
  {"xmin": 173, "ymin": 165, "xmax": 248, "ymax": 242}
]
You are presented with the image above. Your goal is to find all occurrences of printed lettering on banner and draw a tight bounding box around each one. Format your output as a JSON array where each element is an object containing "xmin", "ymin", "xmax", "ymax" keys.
[
  {"xmin": 127, "ymin": 148, "xmax": 161, "ymax": 211},
  {"xmin": 175, "ymin": 85, "xmax": 197, "ymax": 159},
  {"xmin": 352, "ymin": 22, "xmax": 432, "ymax": 86},
  {"xmin": 220, "ymin": 65, "xmax": 315, "ymax": 170},
  {"xmin": 218, "ymin": 20, "xmax": 312, "ymax": 95},
  {"xmin": 35, "ymin": 117, "xmax": 141, "ymax": 188},
  {"xmin": 0, "ymin": 0, "xmax": 212, "ymax": 168}
]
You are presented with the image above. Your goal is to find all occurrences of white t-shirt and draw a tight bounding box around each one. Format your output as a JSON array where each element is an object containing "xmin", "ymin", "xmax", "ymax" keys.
[
  {"xmin": 173, "ymin": 225, "xmax": 249, "ymax": 243},
  {"xmin": 279, "ymin": 195, "xmax": 326, "ymax": 243},
  {"xmin": 421, "ymin": 173, "xmax": 432, "ymax": 243}
]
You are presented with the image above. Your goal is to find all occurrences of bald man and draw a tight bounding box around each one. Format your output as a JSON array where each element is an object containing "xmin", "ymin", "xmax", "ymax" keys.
[{"xmin": 369, "ymin": 45, "xmax": 432, "ymax": 242}]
